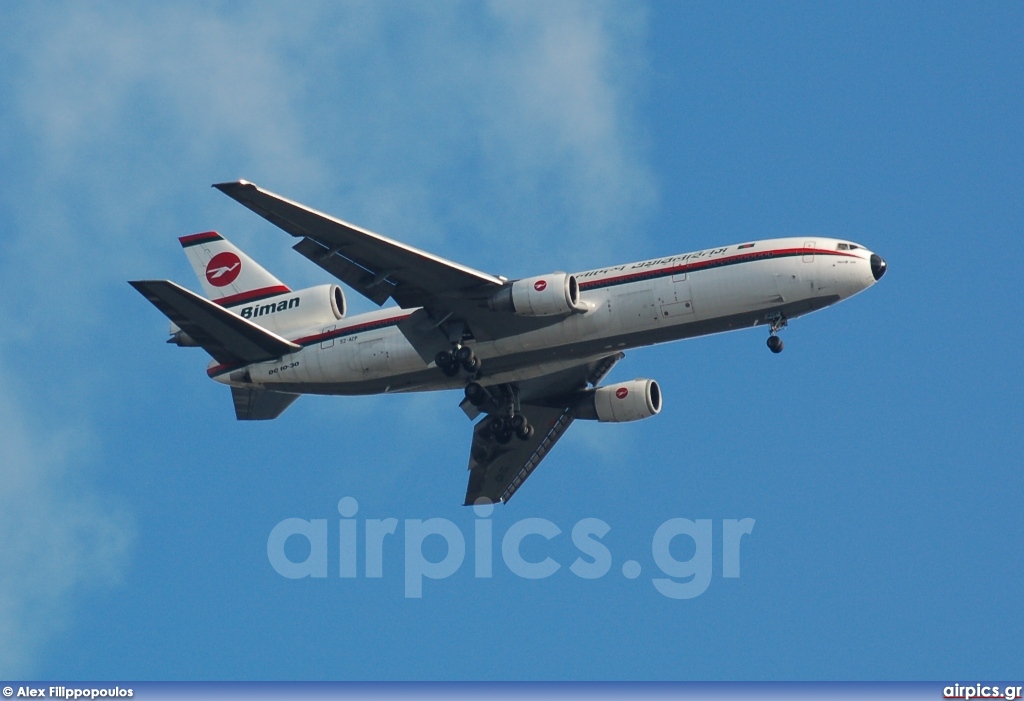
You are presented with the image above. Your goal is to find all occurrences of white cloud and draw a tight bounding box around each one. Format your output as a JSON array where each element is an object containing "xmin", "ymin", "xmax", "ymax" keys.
[
  {"xmin": 480, "ymin": 1, "xmax": 655, "ymax": 252},
  {"xmin": 3, "ymin": 2, "xmax": 655, "ymax": 329},
  {"xmin": 0, "ymin": 382, "xmax": 133, "ymax": 676},
  {"xmin": 0, "ymin": 0, "xmax": 656, "ymax": 673},
  {"xmin": 15, "ymin": 4, "xmax": 320, "ymax": 180},
  {"xmin": 286, "ymin": 1, "xmax": 657, "ymax": 273}
]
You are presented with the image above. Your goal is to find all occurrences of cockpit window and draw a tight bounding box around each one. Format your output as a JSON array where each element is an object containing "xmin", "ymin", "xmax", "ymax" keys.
[
  {"xmin": 849, "ymin": 244, "xmax": 859, "ymax": 250},
  {"xmin": 837, "ymin": 243, "xmax": 849, "ymax": 250}
]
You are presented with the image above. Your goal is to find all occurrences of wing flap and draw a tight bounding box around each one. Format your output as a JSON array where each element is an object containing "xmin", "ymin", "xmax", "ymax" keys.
[
  {"xmin": 292, "ymin": 236, "xmax": 394, "ymax": 306},
  {"xmin": 129, "ymin": 280, "xmax": 300, "ymax": 365}
]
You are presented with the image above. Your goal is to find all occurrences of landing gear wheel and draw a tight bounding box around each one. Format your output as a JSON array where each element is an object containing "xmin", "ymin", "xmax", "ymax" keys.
[
  {"xmin": 767, "ymin": 335, "xmax": 784, "ymax": 354},
  {"xmin": 465, "ymin": 382, "xmax": 486, "ymax": 407},
  {"xmin": 455, "ymin": 346, "xmax": 480, "ymax": 373},
  {"xmin": 435, "ymin": 350, "xmax": 460, "ymax": 376},
  {"xmin": 508, "ymin": 413, "xmax": 532, "ymax": 440}
]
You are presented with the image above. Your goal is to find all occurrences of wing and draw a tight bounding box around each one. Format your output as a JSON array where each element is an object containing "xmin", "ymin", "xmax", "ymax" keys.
[
  {"xmin": 213, "ymin": 180, "xmax": 502, "ymax": 304},
  {"xmin": 129, "ymin": 279, "xmax": 300, "ymax": 365},
  {"xmin": 464, "ymin": 353, "xmax": 623, "ymax": 505},
  {"xmin": 213, "ymin": 180, "xmax": 567, "ymax": 356},
  {"xmin": 466, "ymin": 404, "xmax": 574, "ymax": 505}
]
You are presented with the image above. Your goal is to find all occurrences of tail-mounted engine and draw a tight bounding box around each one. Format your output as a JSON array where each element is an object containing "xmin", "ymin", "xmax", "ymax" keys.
[
  {"xmin": 169, "ymin": 283, "xmax": 346, "ymax": 345},
  {"xmin": 488, "ymin": 273, "xmax": 588, "ymax": 317},
  {"xmin": 575, "ymin": 379, "xmax": 662, "ymax": 423},
  {"xmin": 235, "ymin": 283, "xmax": 346, "ymax": 335}
]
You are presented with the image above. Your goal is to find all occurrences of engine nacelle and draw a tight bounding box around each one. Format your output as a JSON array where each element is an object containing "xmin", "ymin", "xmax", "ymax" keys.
[
  {"xmin": 575, "ymin": 379, "xmax": 662, "ymax": 423},
  {"xmin": 167, "ymin": 284, "xmax": 346, "ymax": 346},
  {"xmin": 234, "ymin": 283, "xmax": 346, "ymax": 336},
  {"xmin": 488, "ymin": 273, "xmax": 587, "ymax": 317}
]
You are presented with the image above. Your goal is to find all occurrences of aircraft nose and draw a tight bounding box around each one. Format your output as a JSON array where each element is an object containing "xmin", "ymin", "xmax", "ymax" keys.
[{"xmin": 870, "ymin": 253, "xmax": 887, "ymax": 281}]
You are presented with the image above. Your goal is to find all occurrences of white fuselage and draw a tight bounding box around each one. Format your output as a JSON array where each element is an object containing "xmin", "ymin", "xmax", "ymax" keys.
[{"xmin": 209, "ymin": 237, "xmax": 880, "ymax": 395}]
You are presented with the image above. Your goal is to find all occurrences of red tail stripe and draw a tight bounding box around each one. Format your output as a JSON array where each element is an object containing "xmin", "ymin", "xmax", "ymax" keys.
[
  {"xmin": 215, "ymin": 285, "xmax": 292, "ymax": 306},
  {"xmin": 179, "ymin": 231, "xmax": 223, "ymax": 247}
]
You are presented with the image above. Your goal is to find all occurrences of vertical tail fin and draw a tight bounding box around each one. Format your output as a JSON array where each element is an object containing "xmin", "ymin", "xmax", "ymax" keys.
[{"xmin": 178, "ymin": 231, "xmax": 290, "ymax": 306}]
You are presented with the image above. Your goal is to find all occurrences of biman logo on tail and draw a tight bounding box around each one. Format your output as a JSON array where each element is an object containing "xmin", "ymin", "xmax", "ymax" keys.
[{"xmin": 206, "ymin": 252, "xmax": 242, "ymax": 287}]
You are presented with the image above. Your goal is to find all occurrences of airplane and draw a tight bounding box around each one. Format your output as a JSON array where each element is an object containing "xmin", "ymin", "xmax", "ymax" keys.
[{"xmin": 130, "ymin": 181, "xmax": 887, "ymax": 505}]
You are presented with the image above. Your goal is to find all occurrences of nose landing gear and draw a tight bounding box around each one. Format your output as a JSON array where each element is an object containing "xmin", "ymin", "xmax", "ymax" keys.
[{"xmin": 766, "ymin": 313, "xmax": 787, "ymax": 354}]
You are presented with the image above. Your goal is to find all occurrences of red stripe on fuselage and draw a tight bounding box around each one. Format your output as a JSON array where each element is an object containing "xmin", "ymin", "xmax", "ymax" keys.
[
  {"xmin": 207, "ymin": 361, "xmax": 240, "ymax": 377},
  {"xmin": 291, "ymin": 313, "xmax": 412, "ymax": 346},
  {"xmin": 206, "ymin": 246, "xmax": 858, "ymax": 377},
  {"xmin": 578, "ymin": 247, "xmax": 863, "ymax": 291},
  {"xmin": 206, "ymin": 312, "xmax": 412, "ymax": 378}
]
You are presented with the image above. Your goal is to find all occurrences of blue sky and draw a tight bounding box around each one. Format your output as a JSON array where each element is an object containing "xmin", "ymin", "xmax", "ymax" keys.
[{"xmin": 0, "ymin": 1, "xmax": 1021, "ymax": 681}]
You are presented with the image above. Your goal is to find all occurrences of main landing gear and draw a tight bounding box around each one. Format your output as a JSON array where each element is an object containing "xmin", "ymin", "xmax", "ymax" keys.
[
  {"xmin": 766, "ymin": 313, "xmax": 788, "ymax": 354},
  {"xmin": 466, "ymin": 382, "xmax": 535, "ymax": 444},
  {"xmin": 436, "ymin": 344, "xmax": 480, "ymax": 377}
]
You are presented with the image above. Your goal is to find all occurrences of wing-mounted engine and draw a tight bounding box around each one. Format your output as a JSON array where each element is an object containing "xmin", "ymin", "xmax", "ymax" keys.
[
  {"xmin": 575, "ymin": 379, "xmax": 662, "ymax": 423},
  {"xmin": 488, "ymin": 273, "xmax": 588, "ymax": 317}
]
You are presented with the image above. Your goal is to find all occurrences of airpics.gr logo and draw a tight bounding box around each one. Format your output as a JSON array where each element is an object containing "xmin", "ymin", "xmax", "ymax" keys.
[
  {"xmin": 616, "ymin": 387, "xmax": 629, "ymax": 399},
  {"xmin": 206, "ymin": 252, "xmax": 242, "ymax": 287},
  {"xmin": 267, "ymin": 497, "xmax": 757, "ymax": 599},
  {"xmin": 534, "ymin": 280, "xmax": 547, "ymax": 292}
]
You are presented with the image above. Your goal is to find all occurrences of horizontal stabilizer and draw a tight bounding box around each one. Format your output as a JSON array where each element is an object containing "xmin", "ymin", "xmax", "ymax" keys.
[
  {"xmin": 129, "ymin": 280, "xmax": 300, "ymax": 365},
  {"xmin": 231, "ymin": 386, "xmax": 300, "ymax": 420}
]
